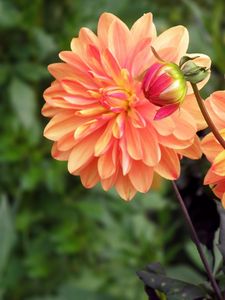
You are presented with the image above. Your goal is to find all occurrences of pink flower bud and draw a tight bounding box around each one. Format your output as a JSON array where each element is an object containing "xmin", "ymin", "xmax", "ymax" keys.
[{"xmin": 142, "ymin": 62, "xmax": 187, "ymax": 120}]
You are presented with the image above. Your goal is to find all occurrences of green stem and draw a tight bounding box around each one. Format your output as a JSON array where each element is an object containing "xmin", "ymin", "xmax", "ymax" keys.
[
  {"xmin": 191, "ymin": 83, "xmax": 225, "ymax": 149},
  {"xmin": 172, "ymin": 181, "xmax": 223, "ymax": 300}
]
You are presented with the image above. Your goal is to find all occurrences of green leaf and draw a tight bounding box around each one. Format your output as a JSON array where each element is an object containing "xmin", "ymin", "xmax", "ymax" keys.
[
  {"xmin": 0, "ymin": 2, "xmax": 21, "ymax": 28},
  {"xmin": 15, "ymin": 63, "xmax": 49, "ymax": 82},
  {"xmin": 0, "ymin": 196, "xmax": 16, "ymax": 277},
  {"xmin": 137, "ymin": 263, "xmax": 206, "ymax": 300},
  {"xmin": 9, "ymin": 77, "xmax": 39, "ymax": 132}
]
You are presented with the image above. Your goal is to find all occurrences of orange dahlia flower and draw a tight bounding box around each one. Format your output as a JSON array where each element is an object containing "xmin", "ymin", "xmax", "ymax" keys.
[
  {"xmin": 202, "ymin": 91, "xmax": 225, "ymax": 206},
  {"xmin": 42, "ymin": 13, "xmax": 210, "ymax": 200}
]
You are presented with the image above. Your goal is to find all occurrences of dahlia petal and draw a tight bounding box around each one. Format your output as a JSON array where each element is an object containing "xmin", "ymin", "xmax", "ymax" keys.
[
  {"xmin": 158, "ymin": 134, "xmax": 193, "ymax": 150},
  {"xmin": 48, "ymin": 62, "xmax": 97, "ymax": 89},
  {"xmin": 126, "ymin": 37, "xmax": 151, "ymax": 75},
  {"xmin": 112, "ymin": 112, "xmax": 125, "ymax": 138},
  {"xmin": 214, "ymin": 181, "xmax": 225, "ymax": 195},
  {"xmin": 41, "ymin": 103, "xmax": 62, "ymax": 117},
  {"xmin": 57, "ymin": 133, "xmax": 77, "ymax": 151},
  {"xmin": 74, "ymin": 118, "xmax": 107, "ymax": 140},
  {"xmin": 115, "ymin": 172, "xmax": 136, "ymax": 201},
  {"xmin": 51, "ymin": 143, "xmax": 70, "ymax": 161},
  {"xmin": 201, "ymin": 131, "xmax": 224, "ymax": 162},
  {"xmin": 68, "ymin": 129, "xmax": 103, "ymax": 174},
  {"xmin": 80, "ymin": 158, "xmax": 100, "ymax": 188},
  {"xmin": 154, "ymin": 103, "xmax": 179, "ymax": 120},
  {"xmin": 79, "ymin": 27, "xmax": 99, "ymax": 48},
  {"xmin": 130, "ymin": 13, "xmax": 156, "ymax": 45},
  {"xmin": 172, "ymin": 109, "xmax": 197, "ymax": 140},
  {"xmin": 152, "ymin": 26, "xmax": 189, "ymax": 63},
  {"xmin": 205, "ymin": 91, "xmax": 225, "ymax": 129},
  {"xmin": 212, "ymin": 150, "xmax": 225, "ymax": 176},
  {"xmin": 70, "ymin": 37, "xmax": 84, "ymax": 57},
  {"xmin": 153, "ymin": 117, "xmax": 175, "ymax": 136},
  {"xmin": 59, "ymin": 51, "xmax": 89, "ymax": 73},
  {"xmin": 128, "ymin": 108, "xmax": 146, "ymax": 128},
  {"xmin": 204, "ymin": 168, "xmax": 222, "ymax": 185},
  {"xmin": 98, "ymin": 146, "xmax": 116, "ymax": 179},
  {"xmin": 44, "ymin": 113, "xmax": 82, "ymax": 141},
  {"xmin": 119, "ymin": 137, "xmax": 132, "ymax": 175},
  {"xmin": 182, "ymin": 94, "xmax": 206, "ymax": 130},
  {"xmin": 128, "ymin": 161, "xmax": 153, "ymax": 193},
  {"xmin": 222, "ymin": 194, "xmax": 225, "ymax": 208},
  {"xmin": 76, "ymin": 105, "xmax": 107, "ymax": 117},
  {"xmin": 155, "ymin": 146, "xmax": 180, "ymax": 180},
  {"xmin": 108, "ymin": 20, "xmax": 130, "ymax": 67},
  {"xmin": 205, "ymin": 100, "xmax": 225, "ymax": 130},
  {"xmin": 177, "ymin": 136, "xmax": 202, "ymax": 159},
  {"xmin": 101, "ymin": 169, "xmax": 119, "ymax": 191},
  {"xmin": 48, "ymin": 63, "xmax": 76, "ymax": 80},
  {"xmin": 94, "ymin": 121, "xmax": 114, "ymax": 156},
  {"xmin": 60, "ymin": 79, "xmax": 89, "ymax": 96},
  {"xmin": 98, "ymin": 13, "xmax": 125, "ymax": 48},
  {"xmin": 101, "ymin": 48, "xmax": 121, "ymax": 82},
  {"xmin": 125, "ymin": 120, "xmax": 143, "ymax": 160},
  {"xmin": 140, "ymin": 126, "xmax": 161, "ymax": 166}
]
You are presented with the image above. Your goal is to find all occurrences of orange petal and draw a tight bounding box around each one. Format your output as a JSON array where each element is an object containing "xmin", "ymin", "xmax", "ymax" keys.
[
  {"xmin": 201, "ymin": 132, "xmax": 224, "ymax": 162},
  {"xmin": 98, "ymin": 143, "xmax": 118, "ymax": 179},
  {"xmin": 79, "ymin": 27, "xmax": 99, "ymax": 48},
  {"xmin": 130, "ymin": 13, "xmax": 156, "ymax": 45},
  {"xmin": 182, "ymin": 94, "xmax": 206, "ymax": 130},
  {"xmin": 154, "ymin": 146, "xmax": 180, "ymax": 180},
  {"xmin": 152, "ymin": 26, "xmax": 189, "ymax": 63},
  {"xmin": 119, "ymin": 137, "xmax": 132, "ymax": 175},
  {"xmin": 44, "ymin": 113, "xmax": 82, "ymax": 141},
  {"xmin": 115, "ymin": 172, "xmax": 136, "ymax": 201},
  {"xmin": 51, "ymin": 143, "xmax": 70, "ymax": 161},
  {"xmin": 68, "ymin": 129, "xmax": 103, "ymax": 174},
  {"xmin": 204, "ymin": 168, "xmax": 222, "ymax": 185},
  {"xmin": 57, "ymin": 132, "xmax": 77, "ymax": 151},
  {"xmin": 41, "ymin": 103, "xmax": 63, "ymax": 117},
  {"xmin": 212, "ymin": 150, "xmax": 225, "ymax": 176},
  {"xmin": 108, "ymin": 20, "xmax": 130, "ymax": 67},
  {"xmin": 125, "ymin": 119, "xmax": 143, "ymax": 160},
  {"xmin": 140, "ymin": 126, "xmax": 161, "ymax": 166},
  {"xmin": 101, "ymin": 169, "xmax": 119, "ymax": 191},
  {"xmin": 94, "ymin": 120, "xmax": 114, "ymax": 156},
  {"xmin": 80, "ymin": 158, "xmax": 100, "ymax": 188},
  {"xmin": 98, "ymin": 13, "xmax": 125, "ymax": 48},
  {"xmin": 177, "ymin": 136, "xmax": 202, "ymax": 159},
  {"xmin": 222, "ymin": 194, "xmax": 225, "ymax": 208},
  {"xmin": 172, "ymin": 109, "xmax": 196, "ymax": 141},
  {"xmin": 128, "ymin": 161, "xmax": 153, "ymax": 193},
  {"xmin": 153, "ymin": 116, "xmax": 175, "ymax": 136}
]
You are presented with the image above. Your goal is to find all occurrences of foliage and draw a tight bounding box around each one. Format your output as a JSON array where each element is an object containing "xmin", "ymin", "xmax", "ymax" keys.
[{"xmin": 1, "ymin": 0, "xmax": 225, "ymax": 299}]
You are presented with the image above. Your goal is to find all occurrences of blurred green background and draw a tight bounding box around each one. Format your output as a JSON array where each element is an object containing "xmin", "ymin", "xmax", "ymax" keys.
[{"xmin": 0, "ymin": 0, "xmax": 225, "ymax": 299}]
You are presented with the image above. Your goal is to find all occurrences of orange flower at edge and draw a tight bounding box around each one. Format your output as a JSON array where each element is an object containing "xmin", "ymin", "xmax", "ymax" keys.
[
  {"xmin": 42, "ymin": 12, "xmax": 211, "ymax": 200},
  {"xmin": 202, "ymin": 91, "xmax": 225, "ymax": 206}
]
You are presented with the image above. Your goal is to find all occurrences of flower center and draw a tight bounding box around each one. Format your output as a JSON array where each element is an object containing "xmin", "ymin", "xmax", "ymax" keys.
[
  {"xmin": 98, "ymin": 86, "xmax": 135, "ymax": 113},
  {"xmin": 89, "ymin": 69, "xmax": 136, "ymax": 113}
]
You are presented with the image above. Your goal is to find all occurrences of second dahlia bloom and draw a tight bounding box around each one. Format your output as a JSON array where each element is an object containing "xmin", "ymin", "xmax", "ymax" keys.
[
  {"xmin": 42, "ymin": 13, "xmax": 210, "ymax": 200},
  {"xmin": 202, "ymin": 91, "xmax": 225, "ymax": 206}
]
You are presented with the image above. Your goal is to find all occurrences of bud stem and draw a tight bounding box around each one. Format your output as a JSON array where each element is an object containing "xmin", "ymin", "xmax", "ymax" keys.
[
  {"xmin": 172, "ymin": 181, "xmax": 223, "ymax": 300},
  {"xmin": 191, "ymin": 83, "xmax": 225, "ymax": 149}
]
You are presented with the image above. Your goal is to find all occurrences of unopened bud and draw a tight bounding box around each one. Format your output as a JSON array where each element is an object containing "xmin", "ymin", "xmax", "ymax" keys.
[{"xmin": 142, "ymin": 61, "xmax": 187, "ymax": 120}]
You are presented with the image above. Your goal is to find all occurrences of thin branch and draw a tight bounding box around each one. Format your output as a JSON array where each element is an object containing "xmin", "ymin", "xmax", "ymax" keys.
[{"xmin": 172, "ymin": 181, "xmax": 223, "ymax": 300}]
